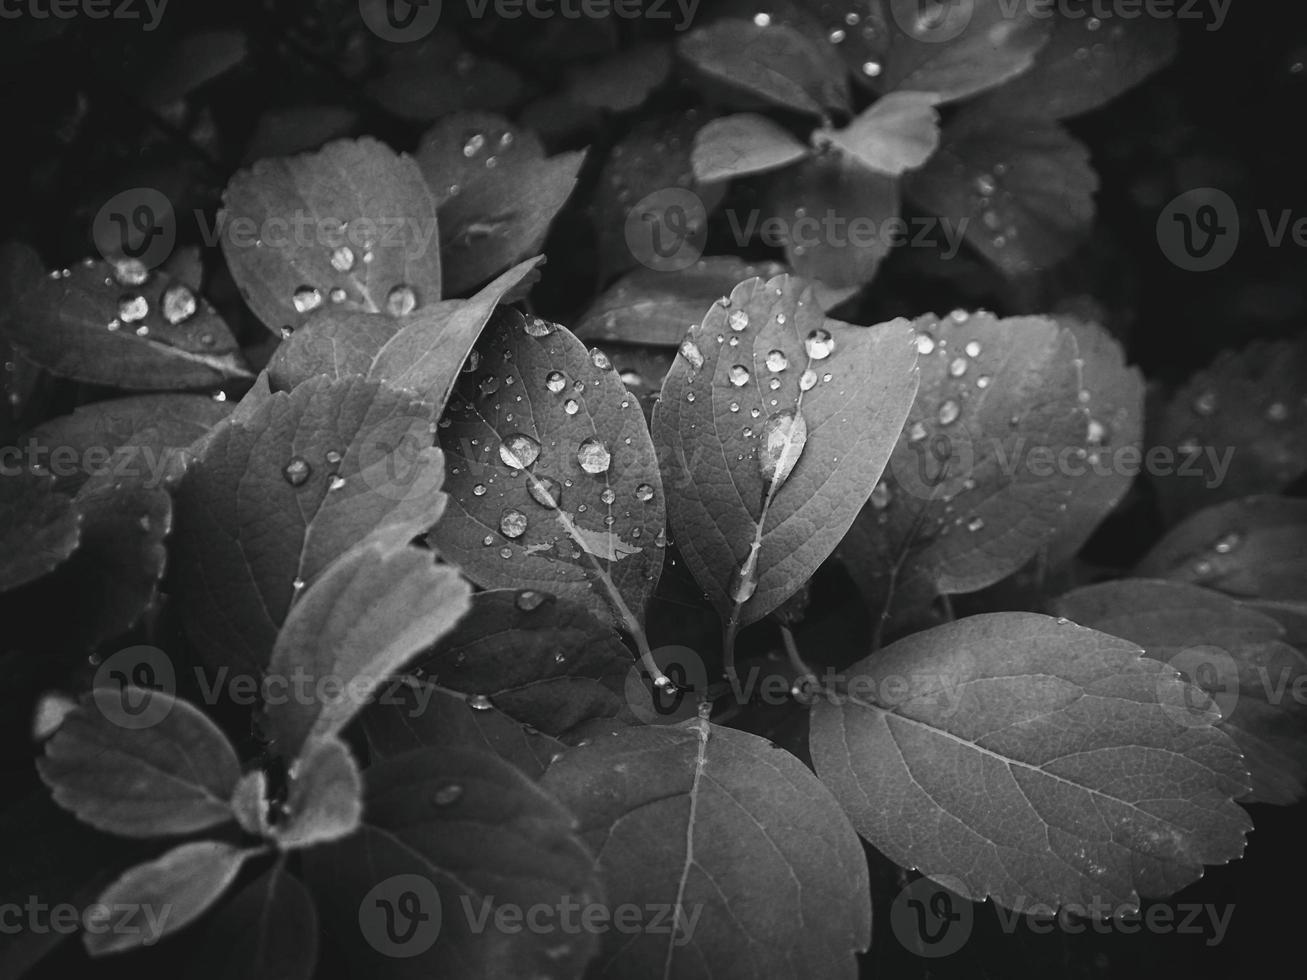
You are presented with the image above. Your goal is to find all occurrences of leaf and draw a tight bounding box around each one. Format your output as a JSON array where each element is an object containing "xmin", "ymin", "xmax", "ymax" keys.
[
  {"xmin": 540, "ymin": 721, "xmax": 872, "ymax": 979},
  {"xmin": 977, "ymin": 6, "xmax": 1179, "ymax": 120},
  {"xmin": 429, "ymin": 308, "xmax": 666, "ymax": 629},
  {"xmin": 140, "ymin": 29, "xmax": 247, "ymax": 109},
  {"xmin": 259, "ymin": 530, "xmax": 471, "ymax": 760},
  {"xmin": 184, "ymin": 863, "xmax": 317, "ymax": 980},
  {"xmin": 416, "ymin": 113, "xmax": 584, "ymax": 295},
  {"xmin": 809, "ymin": 612, "xmax": 1252, "ymax": 912},
  {"xmin": 825, "ymin": 91, "xmax": 941, "ymax": 175},
  {"xmin": 38, "ymin": 689, "xmax": 241, "ymax": 838},
  {"xmin": 763, "ymin": 151, "xmax": 901, "ymax": 290},
  {"xmin": 678, "ymin": 19, "xmax": 850, "ymax": 116},
  {"xmin": 652, "ymin": 274, "xmax": 917, "ymax": 629},
  {"xmin": 303, "ymin": 747, "xmax": 603, "ymax": 977},
  {"xmin": 219, "ymin": 137, "xmax": 442, "ymax": 335},
  {"xmin": 905, "ymin": 108, "xmax": 1097, "ymax": 278},
  {"xmin": 1148, "ymin": 337, "xmax": 1307, "ymax": 523},
  {"xmin": 412, "ymin": 590, "xmax": 634, "ymax": 739},
  {"xmin": 274, "ymin": 737, "xmax": 364, "ymax": 848},
  {"xmin": 880, "ymin": 0, "xmax": 1052, "ymax": 104},
  {"xmin": 87, "ymin": 842, "xmax": 258, "ymax": 955},
  {"xmin": 574, "ymin": 257, "xmax": 788, "ymax": 347},
  {"xmin": 0, "ymin": 472, "xmax": 79, "ymax": 593},
  {"xmin": 1, "ymin": 259, "xmax": 247, "ymax": 389},
  {"xmin": 1055, "ymin": 579, "xmax": 1307, "ymax": 806},
  {"xmin": 691, "ymin": 114, "xmax": 811, "ymax": 183},
  {"xmin": 171, "ymin": 376, "xmax": 447, "ymax": 675},
  {"xmin": 566, "ymin": 42, "xmax": 673, "ymax": 111},
  {"xmin": 28, "ymin": 393, "xmax": 230, "ymax": 495},
  {"xmin": 364, "ymin": 34, "xmax": 522, "ymax": 122}
]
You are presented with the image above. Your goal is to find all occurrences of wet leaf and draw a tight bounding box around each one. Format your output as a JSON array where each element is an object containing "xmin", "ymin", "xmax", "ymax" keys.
[
  {"xmin": 810, "ymin": 612, "xmax": 1252, "ymax": 912},
  {"xmin": 652, "ymin": 273, "xmax": 919, "ymax": 627},
  {"xmin": 825, "ymin": 91, "xmax": 941, "ymax": 176},
  {"xmin": 691, "ymin": 113, "xmax": 811, "ymax": 183},
  {"xmin": 0, "ymin": 472, "xmax": 80, "ymax": 594},
  {"xmin": 184, "ymin": 863, "xmax": 317, "ymax": 980},
  {"xmin": 430, "ymin": 308, "xmax": 666, "ymax": 629},
  {"xmin": 541, "ymin": 720, "xmax": 871, "ymax": 980}
]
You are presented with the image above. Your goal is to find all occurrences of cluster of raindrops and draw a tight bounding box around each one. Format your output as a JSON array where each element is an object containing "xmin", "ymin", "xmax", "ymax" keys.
[
  {"xmin": 968, "ymin": 164, "xmax": 1020, "ymax": 254},
  {"xmin": 460, "ymin": 126, "xmax": 515, "ymax": 172}
]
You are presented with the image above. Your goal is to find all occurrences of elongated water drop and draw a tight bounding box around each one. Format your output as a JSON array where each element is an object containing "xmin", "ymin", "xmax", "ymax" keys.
[
  {"xmin": 678, "ymin": 339, "xmax": 704, "ymax": 370},
  {"xmin": 516, "ymin": 590, "xmax": 547, "ymax": 611},
  {"xmin": 799, "ymin": 368, "xmax": 817, "ymax": 391},
  {"xmin": 938, "ymin": 400, "xmax": 960, "ymax": 426},
  {"xmin": 759, "ymin": 409, "xmax": 807, "ymax": 489}
]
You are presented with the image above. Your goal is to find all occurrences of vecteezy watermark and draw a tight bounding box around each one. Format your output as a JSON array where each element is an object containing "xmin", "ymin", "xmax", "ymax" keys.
[
  {"xmin": 624, "ymin": 189, "xmax": 709, "ymax": 274},
  {"xmin": 887, "ymin": 0, "xmax": 1229, "ymax": 42},
  {"xmin": 1158, "ymin": 187, "xmax": 1307, "ymax": 272},
  {"xmin": 92, "ymin": 188, "xmax": 177, "ymax": 270},
  {"xmin": 0, "ymin": 897, "xmax": 174, "ymax": 944},
  {"xmin": 358, "ymin": 0, "xmax": 699, "ymax": 42},
  {"xmin": 359, "ymin": 875, "xmax": 703, "ymax": 957},
  {"xmin": 0, "ymin": 438, "xmax": 193, "ymax": 490},
  {"xmin": 0, "ymin": 0, "xmax": 169, "ymax": 31}
]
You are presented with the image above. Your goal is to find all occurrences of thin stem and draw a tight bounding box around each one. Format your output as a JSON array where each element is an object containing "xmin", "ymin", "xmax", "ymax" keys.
[
  {"xmin": 778, "ymin": 623, "xmax": 814, "ymax": 682},
  {"xmin": 722, "ymin": 616, "xmax": 740, "ymax": 689},
  {"xmin": 939, "ymin": 592, "xmax": 955, "ymax": 622}
]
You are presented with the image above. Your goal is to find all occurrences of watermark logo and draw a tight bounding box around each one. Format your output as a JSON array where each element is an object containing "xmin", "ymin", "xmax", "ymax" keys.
[
  {"xmin": 0, "ymin": 0, "xmax": 169, "ymax": 31},
  {"xmin": 358, "ymin": 0, "xmax": 442, "ymax": 42},
  {"xmin": 888, "ymin": 424, "xmax": 977, "ymax": 501},
  {"xmin": 624, "ymin": 645, "xmax": 710, "ymax": 725},
  {"xmin": 357, "ymin": 417, "xmax": 446, "ymax": 503},
  {"xmin": 360, "ymin": 874, "xmax": 443, "ymax": 957},
  {"xmin": 890, "ymin": 0, "xmax": 975, "ymax": 42},
  {"xmin": 1, "ymin": 898, "xmax": 173, "ymax": 943},
  {"xmin": 1157, "ymin": 188, "xmax": 1240, "ymax": 272},
  {"xmin": 624, "ymin": 189, "xmax": 708, "ymax": 273},
  {"xmin": 92, "ymin": 188, "xmax": 176, "ymax": 270},
  {"xmin": 92, "ymin": 645, "xmax": 175, "ymax": 729},
  {"xmin": 1157, "ymin": 644, "xmax": 1241, "ymax": 728},
  {"xmin": 890, "ymin": 875, "xmax": 975, "ymax": 956}
]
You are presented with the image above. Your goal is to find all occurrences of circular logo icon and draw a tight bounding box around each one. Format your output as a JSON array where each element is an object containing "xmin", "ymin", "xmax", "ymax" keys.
[
  {"xmin": 358, "ymin": 0, "xmax": 442, "ymax": 42},
  {"xmin": 358, "ymin": 418, "xmax": 446, "ymax": 504},
  {"xmin": 92, "ymin": 645, "xmax": 176, "ymax": 729},
  {"xmin": 1158, "ymin": 644, "xmax": 1240, "ymax": 728},
  {"xmin": 625, "ymin": 645, "xmax": 710, "ymax": 725},
  {"xmin": 92, "ymin": 188, "xmax": 176, "ymax": 270},
  {"xmin": 359, "ymin": 874, "xmax": 442, "ymax": 957},
  {"xmin": 888, "ymin": 421, "xmax": 976, "ymax": 501},
  {"xmin": 889, "ymin": 0, "xmax": 975, "ymax": 43},
  {"xmin": 1156, "ymin": 188, "xmax": 1240, "ymax": 272},
  {"xmin": 624, "ymin": 188, "xmax": 707, "ymax": 273},
  {"xmin": 890, "ymin": 875, "xmax": 974, "ymax": 957}
]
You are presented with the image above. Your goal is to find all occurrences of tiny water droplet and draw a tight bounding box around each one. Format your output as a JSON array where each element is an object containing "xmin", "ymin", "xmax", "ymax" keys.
[
  {"xmin": 468, "ymin": 693, "xmax": 493, "ymax": 711},
  {"xmin": 1266, "ymin": 402, "xmax": 1289, "ymax": 422},
  {"xmin": 766, "ymin": 349, "xmax": 788, "ymax": 372},
  {"xmin": 463, "ymin": 133, "xmax": 487, "ymax": 157},
  {"xmin": 966, "ymin": 516, "xmax": 985, "ymax": 532},
  {"xmin": 563, "ymin": 398, "xmax": 580, "ymax": 415},
  {"xmin": 1213, "ymin": 532, "xmax": 1241, "ymax": 554},
  {"xmin": 870, "ymin": 482, "xmax": 892, "ymax": 510},
  {"xmin": 329, "ymin": 286, "xmax": 347, "ymax": 304}
]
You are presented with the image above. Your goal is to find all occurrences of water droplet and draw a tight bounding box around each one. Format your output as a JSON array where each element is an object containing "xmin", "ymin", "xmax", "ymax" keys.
[
  {"xmin": 949, "ymin": 357, "xmax": 968, "ymax": 378},
  {"xmin": 728, "ymin": 309, "xmax": 749, "ymax": 331},
  {"xmin": 161, "ymin": 284, "xmax": 197, "ymax": 324},
  {"xmin": 483, "ymin": 535, "xmax": 494, "ymax": 546},
  {"xmin": 870, "ymin": 482, "xmax": 892, "ymax": 510},
  {"xmin": 1193, "ymin": 391, "xmax": 1217, "ymax": 416},
  {"xmin": 915, "ymin": 333, "xmax": 936, "ymax": 355},
  {"xmin": 387, "ymin": 284, "xmax": 417, "ymax": 317},
  {"xmin": 938, "ymin": 400, "xmax": 960, "ymax": 426},
  {"xmin": 976, "ymin": 375, "xmax": 991, "ymax": 389},
  {"xmin": 499, "ymin": 433, "xmax": 541, "ymax": 469},
  {"xmin": 472, "ymin": 483, "xmax": 487, "ymax": 496},
  {"xmin": 635, "ymin": 483, "xmax": 655, "ymax": 502},
  {"xmin": 500, "ymin": 509, "xmax": 528, "ymax": 538},
  {"xmin": 759, "ymin": 410, "xmax": 807, "ymax": 489},
  {"xmin": 590, "ymin": 347, "xmax": 612, "ymax": 370},
  {"xmin": 974, "ymin": 174, "xmax": 998, "ymax": 197},
  {"xmin": 292, "ymin": 577, "xmax": 305, "ymax": 592},
  {"xmin": 600, "ymin": 487, "xmax": 616, "ymax": 504},
  {"xmin": 119, "ymin": 294, "xmax": 149, "ymax": 323},
  {"xmin": 686, "ymin": 392, "xmax": 696, "ymax": 403},
  {"xmin": 862, "ymin": 60, "xmax": 882, "ymax": 77},
  {"xmin": 463, "ymin": 133, "xmax": 487, "ymax": 157},
  {"xmin": 330, "ymin": 245, "xmax": 355, "ymax": 272},
  {"xmin": 949, "ymin": 309, "xmax": 969, "ymax": 324},
  {"xmin": 564, "ymin": 398, "xmax": 580, "ymax": 415},
  {"xmin": 798, "ymin": 369, "xmax": 817, "ymax": 391},
  {"xmin": 524, "ymin": 316, "xmax": 554, "ymax": 338},
  {"xmin": 908, "ymin": 421, "xmax": 928, "ymax": 442},
  {"xmin": 678, "ymin": 339, "xmax": 704, "ymax": 370},
  {"xmin": 283, "ymin": 457, "xmax": 311, "ymax": 486},
  {"xmin": 528, "ymin": 476, "xmax": 562, "ymax": 509},
  {"xmin": 516, "ymin": 589, "xmax": 547, "ymax": 611},
  {"xmin": 328, "ymin": 475, "xmax": 346, "ymax": 491},
  {"xmin": 432, "ymin": 784, "xmax": 463, "ymax": 805},
  {"xmin": 619, "ymin": 369, "xmax": 642, "ymax": 387},
  {"xmin": 1266, "ymin": 402, "xmax": 1289, "ymax": 422},
  {"xmin": 729, "ymin": 364, "xmax": 750, "ymax": 387},
  {"xmin": 112, "ymin": 257, "xmax": 149, "ymax": 286},
  {"xmin": 478, "ymin": 374, "xmax": 501, "ymax": 397},
  {"xmin": 804, "ymin": 329, "xmax": 834, "ymax": 359},
  {"xmin": 1213, "ymin": 532, "xmax": 1241, "ymax": 554},
  {"xmin": 966, "ymin": 516, "xmax": 985, "ymax": 532},
  {"xmin": 829, "ymin": 27, "xmax": 846, "ymax": 43},
  {"xmin": 326, "ymin": 450, "xmax": 343, "ymax": 466},
  {"xmin": 577, "ymin": 438, "xmax": 611, "ymax": 474},
  {"xmin": 468, "ymin": 693, "xmax": 493, "ymax": 710},
  {"xmin": 135, "ymin": 325, "xmax": 149, "ymax": 337},
  {"xmin": 753, "ymin": 11, "xmax": 771, "ymax": 26},
  {"xmin": 546, "ymin": 371, "xmax": 566, "ymax": 394},
  {"xmin": 329, "ymin": 286, "xmax": 347, "ymax": 304},
  {"xmin": 766, "ymin": 349, "xmax": 788, "ymax": 372},
  {"xmin": 729, "ymin": 401, "xmax": 740, "ymax": 413}
]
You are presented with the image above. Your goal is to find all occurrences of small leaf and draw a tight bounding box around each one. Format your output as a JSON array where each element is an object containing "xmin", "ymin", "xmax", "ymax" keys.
[
  {"xmin": 364, "ymin": 34, "xmax": 522, "ymax": 122},
  {"xmin": 1055, "ymin": 579, "xmax": 1307, "ymax": 805},
  {"xmin": 184, "ymin": 863, "xmax": 317, "ymax": 980},
  {"xmin": 2, "ymin": 260, "xmax": 246, "ymax": 389},
  {"xmin": 171, "ymin": 376, "xmax": 447, "ymax": 675},
  {"xmin": 678, "ymin": 19, "xmax": 850, "ymax": 116},
  {"xmin": 38, "ymin": 690, "xmax": 241, "ymax": 838},
  {"xmin": 566, "ymin": 42, "xmax": 673, "ymax": 111},
  {"xmin": 430, "ymin": 308, "xmax": 666, "ymax": 629},
  {"xmin": 905, "ymin": 108, "xmax": 1097, "ymax": 278},
  {"xmin": 219, "ymin": 137, "xmax": 442, "ymax": 334},
  {"xmin": 541, "ymin": 721, "xmax": 872, "ymax": 979},
  {"xmin": 275, "ymin": 737, "xmax": 364, "ymax": 848},
  {"xmin": 810, "ymin": 612, "xmax": 1252, "ymax": 912},
  {"xmin": 260, "ymin": 531, "xmax": 471, "ymax": 760},
  {"xmin": 303, "ymin": 747, "xmax": 602, "ymax": 977},
  {"xmin": 86, "ymin": 842, "xmax": 257, "ymax": 955},
  {"xmin": 0, "ymin": 472, "xmax": 79, "ymax": 593},
  {"xmin": 652, "ymin": 274, "xmax": 919, "ymax": 627},
  {"xmin": 825, "ymin": 91, "xmax": 941, "ymax": 175},
  {"xmin": 416, "ymin": 113, "xmax": 584, "ymax": 295},
  {"xmin": 691, "ymin": 113, "xmax": 811, "ymax": 183}
]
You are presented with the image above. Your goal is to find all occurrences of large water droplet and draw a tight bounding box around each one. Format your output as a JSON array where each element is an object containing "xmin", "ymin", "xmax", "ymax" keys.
[
  {"xmin": 766, "ymin": 349, "xmax": 788, "ymax": 372},
  {"xmin": 330, "ymin": 245, "xmax": 355, "ymax": 272},
  {"xmin": 916, "ymin": 333, "xmax": 936, "ymax": 355},
  {"xmin": 523, "ymin": 316, "xmax": 555, "ymax": 338},
  {"xmin": 283, "ymin": 457, "xmax": 311, "ymax": 486},
  {"xmin": 292, "ymin": 286, "xmax": 322, "ymax": 313},
  {"xmin": 804, "ymin": 329, "xmax": 834, "ymax": 359},
  {"xmin": 563, "ymin": 398, "xmax": 580, "ymax": 415},
  {"xmin": 729, "ymin": 364, "xmax": 750, "ymax": 387},
  {"xmin": 799, "ymin": 369, "xmax": 817, "ymax": 391},
  {"xmin": 577, "ymin": 438, "xmax": 611, "ymax": 474},
  {"xmin": 119, "ymin": 294, "xmax": 149, "ymax": 323},
  {"xmin": 386, "ymin": 284, "xmax": 417, "ymax": 316},
  {"xmin": 678, "ymin": 339, "xmax": 704, "ymax": 370},
  {"xmin": 499, "ymin": 433, "xmax": 541, "ymax": 469},
  {"xmin": 112, "ymin": 257, "xmax": 149, "ymax": 286},
  {"xmin": 590, "ymin": 348, "xmax": 612, "ymax": 370},
  {"xmin": 759, "ymin": 410, "xmax": 807, "ymax": 489},
  {"xmin": 546, "ymin": 371, "xmax": 566, "ymax": 394},
  {"xmin": 635, "ymin": 483, "xmax": 655, "ymax": 502},
  {"xmin": 964, "ymin": 340, "xmax": 982, "ymax": 357},
  {"xmin": 938, "ymin": 400, "xmax": 960, "ymax": 426},
  {"xmin": 728, "ymin": 309, "xmax": 749, "ymax": 331},
  {"xmin": 500, "ymin": 509, "xmax": 528, "ymax": 538},
  {"xmin": 161, "ymin": 284, "xmax": 197, "ymax": 324},
  {"xmin": 600, "ymin": 487, "xmax": 616, "ymax": 504}
]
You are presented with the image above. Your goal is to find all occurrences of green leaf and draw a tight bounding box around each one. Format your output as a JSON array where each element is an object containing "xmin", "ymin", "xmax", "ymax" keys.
[
  {"xmin": 1149, "ymin": 337, "xmax": 1307, "ymax": 523},
  {"xmin": 880, "ymin": 0, "xmax": 1052, "ymax": 104},
  {"xmin": 839, "ymin": 312, "xmax": 1086, "ymax": 628},
  {"xmin": 184, "ymin": 863, "xmax": 318, "ymax": 980},
  {"xmin": 0, "ymin": 472, "xmax": 79, "ymax": 593},
  {"xmin": 364, "ymin": 33, "xmax": 522, "ymax": 122},
  {"xmin": 653, "ymin": 274, "xmax": 918, "ymax": 628},
  {"xmin": 763, "ymin": 151, "xmax": 901, "ymax": 290},
  {"xmin": 691, "ymin": 113, "xmax": 811, "ymax": 183},
  {"xmin": 905, "ymin": 108, "xmax": 1097, "ymax": 278},
  {"xmin": 171, "ymin": 376, "xmax": 447, "ymax": 675},
  {"xmin": 416, "ymin": 113, "xmax": 584, "ymax": 295},
  {"xmin": 825, "ymin": 91, "xmax": 941, "ymax": 176},
  {"xmin": 220, "ymin": 137, "xmax": 442, "ymax": 335},
  {"xmin": 1, "ymin": 260, "xmax": 247, "ymax": 389},
  {"xmin": 430, "ymin": 308, "xmax": 666, "ymax": 629},
  {"xmin": 38, "ymin": 690, "xmax": 241, "ymax": 838},
  {"xmin": 679, "ymin": 19, "xmax": 851, "ymax": 115},
  {"xmin": 574, "ymin": 257, "xmax": 787, "ymax": 347},
  {"xmin": 810, "ymin": 612, "xmax": 1252, "ymax": 912},
  {"xmin": 541, "ymin": 721, "xmax": 871, "ymax": 979},
  {"xmin": 86, "ymin": 841, "xmax": 258, "ymax": 955},
  {"xmin": 1055, "ymin": 579, "xmax": 1307, "ymax": 806},
  {"xmin": 303, "ymin": 747, "xmax": 603, "ymax": 977},
  {"xmin": 274, "ymin": 737, "xmax": 364, "ymax": 848},
  {"xmin": 260, "ymin": 531, "xmax": 471, "ymax": 760}
]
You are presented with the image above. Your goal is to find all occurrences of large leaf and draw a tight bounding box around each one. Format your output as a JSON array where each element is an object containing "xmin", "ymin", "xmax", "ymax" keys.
[
  {"xmin": 430, "ymin": 308, "xmax": 666, "ymax": 629},
  {"xmin": 416, "ymin": 113, "xmax": 584, "ymax": 295},
  {"xmin": 1, "ymin": 259, "xmax": 246, "ymax": 389},
  {"xmin": 824, "ymin": 91, "xmax": 941, "ymax": 176},
  {"xmin": 691, "ymin": 113, "xmax": 812, "ymax": 184},
  {"xmin": 810, "ymin": 612, "xmax": 1252, "ymax": 912},
  {"xmin": 38, "ymin": 689, "xmax": 240, "ymax": 838},
  {"xmin": 0, "ymin": 471, "xmax": 79, "ymax": 593},
  {"xmin": 653, "ymin": 273, "xmax": 918, "ymax": 630},
  {"xmin": 184, "ymin": 863, "xmax": 318, "ymax": 980},
  {"xmin": 839, "ymin": 312, "xmax": 1087, "ymax": 628},
  {"xmin": 260, "ymin": 531, "xmax": 471, "ymax": 760},
  {"xmin": 171, "ymin": 376, "xmax": 447, "ymax": 675},
  {"xmin": 1055, "ymin": 579, "xmax": 1307, "ymax": 805},
  {"xmin": 905, "ymin": 108, "xmax": 1097, "ymax": 278},
  {"xmin": 541, "ymin": 721, "xmax": 871, "ymax": 979},
  {"xmin": 219, "ymin": 137, "xmax": 442, "ymax": 335},
  {"xmin": 304, "ymin": 747, "xmax": 602, "ymax": 977}
]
